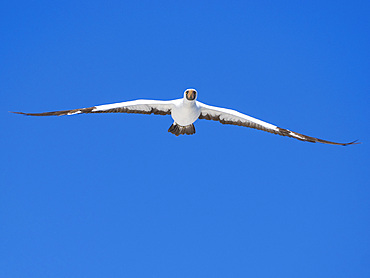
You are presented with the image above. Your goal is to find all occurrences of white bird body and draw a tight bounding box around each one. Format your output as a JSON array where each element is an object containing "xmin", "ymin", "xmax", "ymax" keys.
[
  {"xmin": 171, "ymin": 98, "xmax": 201, "ymax": 126},
  {"xmin": 12, "ymin": 88, "xmax": 358, "ymax": 146}
]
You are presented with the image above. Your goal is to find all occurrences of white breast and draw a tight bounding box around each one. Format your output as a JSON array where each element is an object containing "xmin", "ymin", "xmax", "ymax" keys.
[{"xmin": 171, "ymin": 100, "xmax": 201, "ymax": 126}]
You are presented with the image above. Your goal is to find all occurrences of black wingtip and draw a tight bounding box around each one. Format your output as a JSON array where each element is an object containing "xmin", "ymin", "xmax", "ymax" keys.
[
  {"xmin": 10, "ymin": 111, "xmax": 26, "ymax": 115},
  {"xmin": 343, "ymin": 140, "xmax": 361, "ymax": 146}
]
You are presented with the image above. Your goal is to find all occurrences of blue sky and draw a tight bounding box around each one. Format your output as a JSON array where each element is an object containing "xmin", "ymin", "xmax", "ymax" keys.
[{"xmin": 1, "ymin": 0, "xmax": 369, "ymax": 277}]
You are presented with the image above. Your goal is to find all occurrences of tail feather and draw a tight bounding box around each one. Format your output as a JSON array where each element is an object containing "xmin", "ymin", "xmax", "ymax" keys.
[{"xmin": 168, "ymin": 123, "xmax": 195, "ymax": 136}]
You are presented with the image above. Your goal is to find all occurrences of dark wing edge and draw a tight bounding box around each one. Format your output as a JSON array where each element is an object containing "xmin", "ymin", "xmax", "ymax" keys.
[
  {"xmin": 198, "ymin": 109, "xmax": 360, "ymax": 146},
  {"xmin": 10, "ymin": 100, "xmax": 173, "ymax": 117},
  {"xmin": 10, "ymin": 107, "xmax": 96, "ymax": 116},
  {"xmin": 273, "ymin": 127, "xmax": 360, "ymax": 146}
]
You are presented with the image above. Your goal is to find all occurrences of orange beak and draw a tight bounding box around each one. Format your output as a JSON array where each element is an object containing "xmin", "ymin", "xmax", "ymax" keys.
[{"xmin": 187, "ymin": 90, "xmax": 196, "ymax": 100}]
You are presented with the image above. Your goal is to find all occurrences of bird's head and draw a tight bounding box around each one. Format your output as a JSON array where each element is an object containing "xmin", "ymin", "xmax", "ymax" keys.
[{"xmin": 184, "ymin": 89, "xmax": 197, "ymax": 101}]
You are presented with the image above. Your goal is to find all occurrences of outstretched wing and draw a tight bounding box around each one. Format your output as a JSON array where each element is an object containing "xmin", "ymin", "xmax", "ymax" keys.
[
  {"xmin": 12, "ymin": 99, "xmax": 174, "ymax": 117},
  {"xmin": 198, "ymin": 102, "xmax": 358, "ymax": 146}
]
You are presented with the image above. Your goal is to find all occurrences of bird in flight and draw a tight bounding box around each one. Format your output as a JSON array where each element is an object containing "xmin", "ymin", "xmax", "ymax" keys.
[{"xmin": 12, "ymin": 89, "xmax": 358, "ymax": 146}]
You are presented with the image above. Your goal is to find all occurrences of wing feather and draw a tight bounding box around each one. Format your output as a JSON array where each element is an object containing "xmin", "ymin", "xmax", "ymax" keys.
[
  {"xmin": 12, "ymin": 99, "xmax": 174, "ymax": 117},
  {"xmin": 198, "ymin": 102, "xmax": 358, "ymax": 146}
]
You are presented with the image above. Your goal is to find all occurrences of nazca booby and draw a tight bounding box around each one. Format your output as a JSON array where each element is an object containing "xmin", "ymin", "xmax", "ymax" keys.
[{"xmin": 12, "ymin": 89, "xmax": 358, "ymax": 146}]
